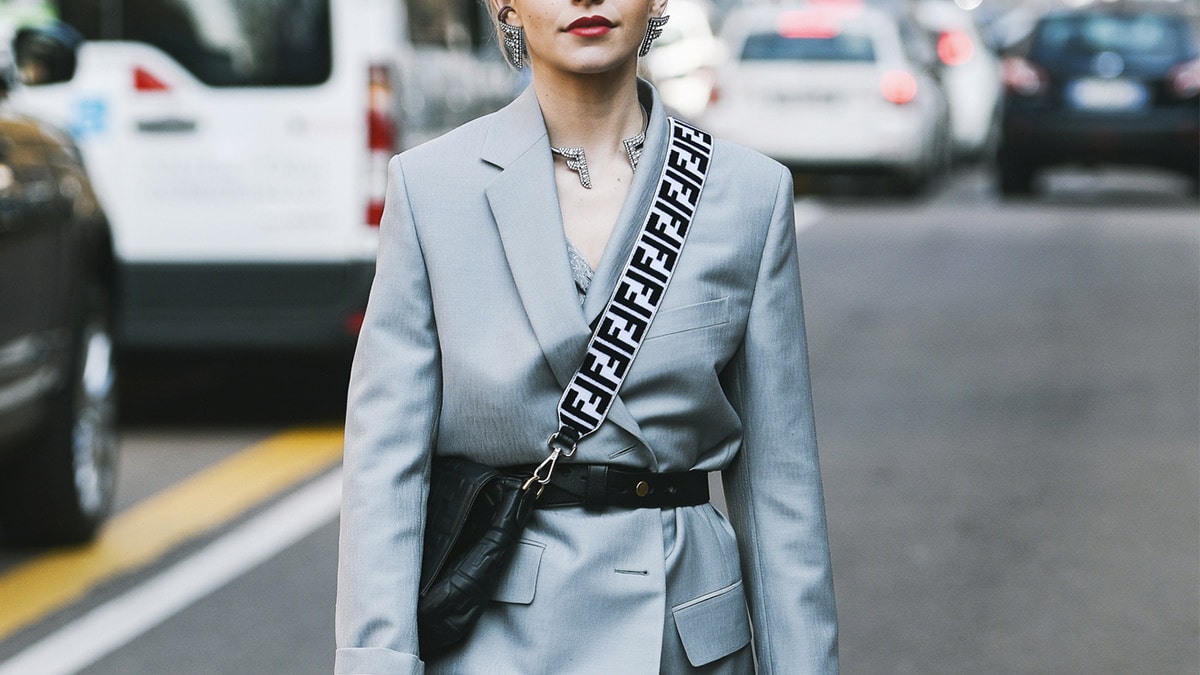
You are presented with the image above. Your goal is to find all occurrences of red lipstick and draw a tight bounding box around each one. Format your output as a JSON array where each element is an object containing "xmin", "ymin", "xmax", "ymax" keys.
[{"xmin": 567, "ymin": 15, "xmax": 614, "ymax": 37}]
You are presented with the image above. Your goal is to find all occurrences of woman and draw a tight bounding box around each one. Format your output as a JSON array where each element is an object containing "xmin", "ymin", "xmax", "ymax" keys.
[{"xmin": 335, "ymin": 0, "xmax": 838, "ymax": 672}]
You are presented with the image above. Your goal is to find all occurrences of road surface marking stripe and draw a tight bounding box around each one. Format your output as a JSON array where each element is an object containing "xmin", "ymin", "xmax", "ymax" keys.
[
  {"xmin": 0, "ymin": 427, "xmax": 343, "ymax": 640},
  {"xmin": 0, "ymin": 469, "xmax": 343, "ymax": 675}
]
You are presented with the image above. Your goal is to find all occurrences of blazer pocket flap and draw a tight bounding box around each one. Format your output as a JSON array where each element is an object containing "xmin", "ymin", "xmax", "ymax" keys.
[
  {"xmin": 647, "ymin": 297, "xmax": 729, "ymax": 340},
  {"xmin": 492, "ymin": 540, "xmax": 544, "ymax": 605},
  {"xmin": 672, "ymin": 580, "xmax": 751, "ymax": 667}
]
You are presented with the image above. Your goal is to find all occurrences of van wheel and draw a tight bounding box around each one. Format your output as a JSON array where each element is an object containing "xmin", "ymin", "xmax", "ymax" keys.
[
  {"xmin": 894, "ymin": 166, "xmax": 932, "ymax": 198},
  {"xmin": 997, "ymin": 156, "xmax": 1036, "ymax": 197},
  {"xmin": 0, "ymin": 285, "xmax": 118, "ymax": 546}
]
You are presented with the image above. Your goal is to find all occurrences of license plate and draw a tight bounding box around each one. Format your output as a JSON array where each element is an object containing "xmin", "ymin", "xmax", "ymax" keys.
[
  {"xmin": 774, "ymin": 90, "xmax": 840, "ymax": 104},
  {"xmin": 1067, "ymin": 78, "xmax": 1147, "ymax": 111}
]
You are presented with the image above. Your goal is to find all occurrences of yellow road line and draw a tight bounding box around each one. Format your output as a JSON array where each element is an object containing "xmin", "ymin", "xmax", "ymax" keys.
[{"xmin": 0, "ymin": 427, "xmax": 344, "ymax": 640}]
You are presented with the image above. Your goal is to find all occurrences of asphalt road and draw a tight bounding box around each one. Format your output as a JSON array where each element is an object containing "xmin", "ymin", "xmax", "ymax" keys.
[
  {"xmin": 1, "ymin": 166, "xmax": 1196, "ymax": 674},
  {"xmin": 801, "ymin": 168, "xmax": 1198, "ymax": 674}
]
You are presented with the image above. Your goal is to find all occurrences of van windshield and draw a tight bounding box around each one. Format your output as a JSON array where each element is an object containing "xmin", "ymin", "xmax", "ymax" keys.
[{"xmin": 54, "ymin": 0, "xmax": 331, "ymax": 86}]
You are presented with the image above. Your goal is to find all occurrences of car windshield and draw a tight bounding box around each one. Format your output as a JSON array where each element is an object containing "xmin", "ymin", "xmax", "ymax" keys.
[
  {"xmin": 741, "ymin": 15, "xmax": 876, "ymax": 62},
  {"xmin": 1032, "ymin": 13, "xmax": 1195, "ymax": 63}
]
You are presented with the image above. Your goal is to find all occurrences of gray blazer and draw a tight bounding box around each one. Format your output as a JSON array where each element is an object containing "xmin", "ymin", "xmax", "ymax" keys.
[{"xmin": 336, "ymin": 82, "xmax": 838, "ymax": 674}]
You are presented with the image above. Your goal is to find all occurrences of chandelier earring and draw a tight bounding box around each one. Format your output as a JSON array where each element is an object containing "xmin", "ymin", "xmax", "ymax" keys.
[
  {"xmin": 497, "ymin": 6, "xmax": 526, "ymax": 70},
  {"xmin": 638, "ymin": 15, "xmax": 669, "ymax": 57}
]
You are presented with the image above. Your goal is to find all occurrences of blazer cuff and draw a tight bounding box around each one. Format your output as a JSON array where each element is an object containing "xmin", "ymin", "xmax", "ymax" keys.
[{"xmin": 335, "ymin": 647, "xmax": 424, "ymax": 675}]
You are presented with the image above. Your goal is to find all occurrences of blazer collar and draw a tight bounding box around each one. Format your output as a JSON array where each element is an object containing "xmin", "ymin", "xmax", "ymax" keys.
[
  {"xmin": 480, "ymin": 86, "xmax": 551, "ymax": 171},
  {"xmin": 482, "ymin": 84, "xmax": 663, "ymax": 448}
]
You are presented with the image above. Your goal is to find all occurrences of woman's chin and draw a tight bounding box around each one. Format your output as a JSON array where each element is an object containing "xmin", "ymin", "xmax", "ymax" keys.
[{"xmin": 549, "ymin": 56, "xmax": 637, "ymax": 78}]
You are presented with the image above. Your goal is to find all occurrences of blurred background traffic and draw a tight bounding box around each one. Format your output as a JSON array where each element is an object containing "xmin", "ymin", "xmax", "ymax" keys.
[{"xmin": 0, "ymin": 0, "xmax": 1196, "ymax": 672}]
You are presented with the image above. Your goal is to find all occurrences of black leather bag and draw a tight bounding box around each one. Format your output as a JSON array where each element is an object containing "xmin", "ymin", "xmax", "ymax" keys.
[{"xmin": 417, "ymin": 457, "xmax": 539, "ymax": 656}]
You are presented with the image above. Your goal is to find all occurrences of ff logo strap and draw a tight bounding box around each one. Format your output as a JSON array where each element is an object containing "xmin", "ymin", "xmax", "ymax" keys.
[{"xmin": 548, "ymin": 118, "xmax": 714, "ymax": 460}]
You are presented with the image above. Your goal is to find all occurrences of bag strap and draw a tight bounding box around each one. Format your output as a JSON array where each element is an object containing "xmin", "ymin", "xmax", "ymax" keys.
[{"xmin": 532, "ymin": 118, "xmax": 714, "ymax": 486}]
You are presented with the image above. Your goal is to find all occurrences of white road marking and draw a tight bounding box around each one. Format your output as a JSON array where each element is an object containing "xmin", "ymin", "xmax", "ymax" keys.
[{"xmin": 0, "ymin": 469, "xmax": 342, "ymax": 675}]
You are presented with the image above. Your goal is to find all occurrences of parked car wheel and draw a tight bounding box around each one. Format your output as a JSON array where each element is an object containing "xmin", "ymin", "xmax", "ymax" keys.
[
  {"xmin": 997, "ymin": 153, "xmax": 1036, "ymax": 196},
  {"xmin": 0, "ymin": 283, "xmax": 118, "ymax": 546},
  {"xmin": 896, "ymin": 167, "xmax": 934, "ymax": 197}
]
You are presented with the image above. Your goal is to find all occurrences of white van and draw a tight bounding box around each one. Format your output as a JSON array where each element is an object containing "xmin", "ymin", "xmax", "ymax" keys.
[{"xmin": 7, "ymin": 0, "xmax": 518, "ymax": 351}]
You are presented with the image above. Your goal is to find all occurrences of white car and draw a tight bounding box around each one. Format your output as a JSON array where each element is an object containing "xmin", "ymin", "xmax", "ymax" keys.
[
  {"xmin": 914, "ymin": 0, "xmax": 1003, "ymax": 159},
  {"xmin": 701, "ymin": 3, "xmax": 951, "ymax": 193}
]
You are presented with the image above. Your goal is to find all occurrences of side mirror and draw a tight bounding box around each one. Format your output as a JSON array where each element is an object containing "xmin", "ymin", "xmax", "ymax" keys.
[{"xmin": 13, "ymin": 21, "xmax": 83, "ymax": 86}]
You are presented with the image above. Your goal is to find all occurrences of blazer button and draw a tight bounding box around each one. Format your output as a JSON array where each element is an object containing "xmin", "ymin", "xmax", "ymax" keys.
[{"xmin": 635, "ymin": 481, "xmax": 650, "ymax": 497}]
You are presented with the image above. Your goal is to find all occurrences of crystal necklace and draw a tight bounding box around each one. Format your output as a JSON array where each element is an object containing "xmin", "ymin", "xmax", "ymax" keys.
[{"xmin": 550, "ymin": 107, "xmax": 647, "ymax": 190}]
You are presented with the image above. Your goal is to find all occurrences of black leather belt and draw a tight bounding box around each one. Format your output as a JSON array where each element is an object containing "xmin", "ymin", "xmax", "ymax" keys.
[{"xmin": 508, "ymin": 464, "xmax": 710, "ymax": 511}]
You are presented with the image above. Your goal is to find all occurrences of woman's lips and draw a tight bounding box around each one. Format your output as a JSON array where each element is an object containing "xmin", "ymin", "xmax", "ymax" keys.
[{"xmin": 567, "ymin": 16, "xmax": 614, "ymax": 37}]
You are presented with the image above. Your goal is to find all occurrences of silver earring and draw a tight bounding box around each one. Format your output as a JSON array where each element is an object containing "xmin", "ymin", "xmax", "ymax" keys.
[
  {"xmin": 639, "ymin": 16, "xmax": 668, "ymax": 57},
  {"xmin": 498, "ymin": 6, "xmax": 526, "ymax": 70}
]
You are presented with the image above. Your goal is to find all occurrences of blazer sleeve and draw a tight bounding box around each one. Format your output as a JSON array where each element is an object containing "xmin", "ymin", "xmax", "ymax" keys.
[
  {"xmin": 721, "ymin": 166, "xmax": 839, "ymax": 673},
  {"xmin": 336, "ymin": 155, "xmax": 437, "ymax": 675}
]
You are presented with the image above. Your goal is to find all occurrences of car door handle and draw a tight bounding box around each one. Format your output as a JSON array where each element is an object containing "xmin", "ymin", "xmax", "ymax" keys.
[{"xmin": 136, "ymin": 118, "xmax": 197, "ymax": 133}]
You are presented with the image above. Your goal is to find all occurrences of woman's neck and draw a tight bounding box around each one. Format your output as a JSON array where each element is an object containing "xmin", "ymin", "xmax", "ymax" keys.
[{"xmin": 532, "ymin": 68, "xmax": 644, "ymax": 152}]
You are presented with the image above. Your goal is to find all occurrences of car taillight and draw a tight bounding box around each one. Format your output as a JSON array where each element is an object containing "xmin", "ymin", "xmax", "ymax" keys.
[
  {"xmin": 937, "ymin": 30, "xmax": 974, "ymax": 67},
  {"xmin": 880, "ymin": 70, "xmax": 917, "ymax": 105},
  {"xmin": 1169, "ymin": 58, "xmax": 1200, "ymax": 99},
  {"xmin": 133, "ymin": 66, "xmax": 169, "ymax": 92},
  {"xmin": 1002, "ymin": 56, "xmax": 1046, "ymax": 96},
  {"xmin": 366, "ymin": 64, "xmax": 397, "ymax": 228}
]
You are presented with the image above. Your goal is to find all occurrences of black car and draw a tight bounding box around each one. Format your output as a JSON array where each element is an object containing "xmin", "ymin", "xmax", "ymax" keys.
[
  {"xmin": 996, "ymin": 7, "xmax": 1200, "ymax": 196},
  {"xmin": 0, "ymin": 25, "xmax": 118, "ymax": 546}
]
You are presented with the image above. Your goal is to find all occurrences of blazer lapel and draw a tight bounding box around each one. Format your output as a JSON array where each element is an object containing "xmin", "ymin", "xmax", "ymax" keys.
[{"xmin": 483, "ymin": 88, "xmax": 590, "ymax": 391}]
